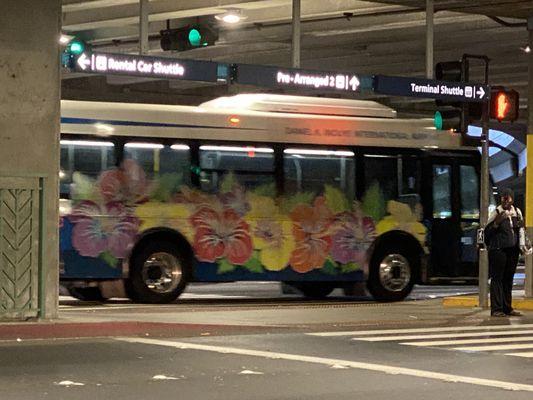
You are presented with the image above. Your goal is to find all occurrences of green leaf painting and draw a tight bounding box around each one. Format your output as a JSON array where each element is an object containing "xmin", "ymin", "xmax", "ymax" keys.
[
  {"xmin": 280, "ymin": 191, "xmax": 315, "ymax": 214},
  {"xmin": 340, "ymin": 262, "xmax": 361, "ymax": 273},
  {"xmin": 217, "ymin": 258, "xmax": 236, "ymax": 274},
  {"xmin": 151, "ymin": 172, "xmax": 183, "ymax": 202},
  {"xmin": 252, "ymin": 182, "xmax": 277, "ymax": 198},
  {"xmin": 321, "ymin": 258, "xmax": 339, "ymax": 275},
  {"xmin": 243, "ymin": 252, "xmax": 264, "ymax": 273},
  {"xmin": 220, "ymin": 172, "xmax": 238, "ymax": 193},
  {"xmin": 71, "ymin": 172, "xmax": 98, "ymax": 202},
  {"xmin": 361, "ymin": 181, "xmax": 386, "ymax": 221},
  {"xmin": 99, "ymin": 251, "xmax": 118, "ymax": 268},
  {"xmin": 324, "ymin": 184, "xmax": 350, "ymax": 214}
]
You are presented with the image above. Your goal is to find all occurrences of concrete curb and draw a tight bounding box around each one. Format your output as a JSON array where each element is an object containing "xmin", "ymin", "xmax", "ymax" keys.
[
  {"xmin": 0, "ymin": 321, "xmax": 278, "ymax": 340},
  {"xmin": 443, "ymin": 295, "xmax": 533, "ymax": 310}
]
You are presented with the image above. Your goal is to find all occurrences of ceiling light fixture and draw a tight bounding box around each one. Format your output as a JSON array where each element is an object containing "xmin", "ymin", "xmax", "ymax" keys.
[
  {"xmin": 59, "ymin": 34, "xmax": 74, "ymax": 45},
  {"xmin": 215, "ymin": 9, "xmax": 246, "ymax": 24},
  {"xmin": 521, "ymin": 45, "xmax": 531, "ymax": 53}
]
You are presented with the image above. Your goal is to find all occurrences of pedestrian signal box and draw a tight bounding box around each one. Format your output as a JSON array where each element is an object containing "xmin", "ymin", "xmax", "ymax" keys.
[{"xmin": 490, "ymin": 87, "xmax": 519, "ymax": 122}]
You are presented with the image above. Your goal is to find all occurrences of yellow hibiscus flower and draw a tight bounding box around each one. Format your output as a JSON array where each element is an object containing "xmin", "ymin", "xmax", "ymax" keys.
[
  {"xmin": 376, "ymin": 200, "xmax": 427, "ymax": 244},
  {"xmin": 135, "ymin": 202, "xmax": 194, "ymax": 242},
  {"xmin": 246, "ymin": 193, "xmax": 295, "ymax": 271}
]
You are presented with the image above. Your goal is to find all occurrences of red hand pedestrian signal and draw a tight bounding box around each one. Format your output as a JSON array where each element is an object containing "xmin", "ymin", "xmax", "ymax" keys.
[
  {"xmin": 495, "ymin": 92, "xmax": 510, "ymax": 121},
  {"xmin": 490, "ymin": 87, "xmax": 519, "ymax": 122}
]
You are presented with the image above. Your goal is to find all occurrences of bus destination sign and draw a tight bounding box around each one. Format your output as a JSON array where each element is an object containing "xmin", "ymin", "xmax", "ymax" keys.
[
  {"xmin": 374, "ymin": 75, "xmax": 489, "ymax": 102},
  {"xmin": 234, "ymin": 64, "xmax": 369, "ymax": 93},
  {"xmin": 71, "ymin": 51, "xmax": 219, "ymax": 83}
]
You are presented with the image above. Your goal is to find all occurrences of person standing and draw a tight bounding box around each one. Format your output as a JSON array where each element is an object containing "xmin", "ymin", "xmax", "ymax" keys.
[{"xmin": 484, "ymin": 189, "xmax": 529, "ymax": 317}]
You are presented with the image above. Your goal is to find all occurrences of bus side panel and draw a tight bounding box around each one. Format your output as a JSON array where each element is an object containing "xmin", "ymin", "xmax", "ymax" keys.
[{"xmin": 193, "ymin": 262, "xmax": 364, "ymax": 282}]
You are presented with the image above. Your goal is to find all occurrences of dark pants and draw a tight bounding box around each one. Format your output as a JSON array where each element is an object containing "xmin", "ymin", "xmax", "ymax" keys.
[{"xmin": 489, "ymin": 247, "xmax": 519, "ymax": 314}]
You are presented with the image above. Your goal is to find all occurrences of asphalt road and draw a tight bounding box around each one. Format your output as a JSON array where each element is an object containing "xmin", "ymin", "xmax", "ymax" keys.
[{"xmin": 2, "ymin": 320, "xmax": 533, "ymax": 400}]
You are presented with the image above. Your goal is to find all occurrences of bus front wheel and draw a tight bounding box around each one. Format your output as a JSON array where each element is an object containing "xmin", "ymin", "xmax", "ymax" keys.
[
  {"xmin": 126, "ymin": 241, "xmax": 190, "ymax": 303},
  {"xmin": 367, "ymin": 246, "xmax": 416, "ymax": 302}
]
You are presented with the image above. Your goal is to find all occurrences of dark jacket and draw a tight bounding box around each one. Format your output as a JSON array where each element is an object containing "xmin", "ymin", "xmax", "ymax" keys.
[{"xmin": 484, "ymin": 206, "xmax": 524, "ymax": 250}]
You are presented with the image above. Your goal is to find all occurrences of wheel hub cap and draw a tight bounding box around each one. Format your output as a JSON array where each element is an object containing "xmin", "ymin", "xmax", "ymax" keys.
[
  {"xmin": 378, "ymin": 254, "xmax": 411, "ymax": 292},
  {"xmin": 142, "ymin": 252, "xmax": 182, "ymax": 294}
]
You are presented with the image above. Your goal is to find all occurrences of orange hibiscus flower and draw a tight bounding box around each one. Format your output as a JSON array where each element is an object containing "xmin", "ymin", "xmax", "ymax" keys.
[
  {"xmin": 289, "ymin": 197, "xmax": 333, "ymax": 273},
  {"xmin": 189, "ymin": 205, "xmax": 253, "ymax": 265}
]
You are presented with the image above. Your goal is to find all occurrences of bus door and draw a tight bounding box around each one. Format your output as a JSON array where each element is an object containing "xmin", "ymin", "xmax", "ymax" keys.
[
  {"xmin": 428, "ymin": 159, "xmax": 462, "ymax": 278},
  {"xmin": 457, "ymin": 163, "xmax": 480, "ymax": 277}
]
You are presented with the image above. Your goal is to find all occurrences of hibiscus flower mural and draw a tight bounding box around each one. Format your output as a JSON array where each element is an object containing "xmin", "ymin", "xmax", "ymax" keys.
[
  {"xmin": 289, "ymin": 197, "xmax": 333, "ymax": 273},
  {"xmin": 331, "ymin": 210, "xmax": 376, "ymax": 265},
  {"xmin": 189, "ymin": 205, "xmax": 253, "ymax": 265},
  {"xmin": 69, "ymin": 201, "xmax": 140, "ymax": 259},
  {"xmin": 98, "ymin": 159, "xmax": 150, "ymax": 205},
  {"xmin": 246, "ymin": 193, "xmax": 294, "ymax": 271}
]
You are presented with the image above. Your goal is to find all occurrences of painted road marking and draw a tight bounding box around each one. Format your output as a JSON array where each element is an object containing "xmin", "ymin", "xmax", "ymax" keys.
[
  {"xmin": 454, "ymin": 344, "xmax": 533, "ymax": 352},
  {"xmin": 358, "ymin": 329, "xmax": 533, "ymax": 342},
  {"xmin": 505, "ymin": 351, "xmax": 533, "ymax": 358},
  {"xmin": 401, "ymin": 336, "xmax": 533, "ymax": 347},
  {"xmin": 307, "ymin": 324, "xmax": 533, "ymax": 337},
  {"xmin": 116, "ymin": 337, "xmax": 533, "ymax": 392}
]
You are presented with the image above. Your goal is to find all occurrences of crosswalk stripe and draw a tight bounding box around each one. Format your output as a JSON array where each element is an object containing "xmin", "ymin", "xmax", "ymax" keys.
[
  {"xmin": 453, "ymin": 344, "xmax": 533, "ymax": 352},
  {"xmin": 307, "ymin": 323, "xmax": 533, "ymax": 337},
  {"xmin": 354, "ymin": 329, "xmax": 533, "ymax": 342},
  {"xmin": 505, "ymin": 351, "xmax": 533, "ymax": 358},
  {"xmin": 401, "ymin": 336, "xmax": 533, "ymax": 347}
]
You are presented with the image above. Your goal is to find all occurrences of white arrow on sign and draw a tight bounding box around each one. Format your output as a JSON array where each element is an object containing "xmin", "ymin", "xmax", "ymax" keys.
[
  {"xmin": 77, "ymin": 53, "xmax": 91, "ymax": 71},
  {"xmin": 476, "ymin": 87, "xmax": 485, "ymax": 99}
]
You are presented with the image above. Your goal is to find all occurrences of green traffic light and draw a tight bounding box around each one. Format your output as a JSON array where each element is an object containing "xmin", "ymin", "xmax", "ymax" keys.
[
  {"xmin": 188, "ymin": 29, "xmax": 202, "ymax": 47},
  {"xmin": 434, "ymin": 111, "xmax": 443, "ymax": 130},
  {"xmin": 69, "ymin": 40, "xmax": 85, "ymax": 55}
]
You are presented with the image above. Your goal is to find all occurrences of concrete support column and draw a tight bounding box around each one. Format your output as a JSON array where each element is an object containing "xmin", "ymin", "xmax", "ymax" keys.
[
  {"xmin": 139, "ymin": 0, "xmax": 149, "ymax": 55},
  {"xmin": 291, "ymin": 0, "xmax": 301, "ymax": 68},
  {"xmin": 0, "ymin": 1, "xmax": 61, "ymax": 318},
  {"xmin": 525, "ymin": 17, "xmax": 533, "ymax": 298},
  {"xmin": 425, "ymin": 0, "xmax": 434, "ymax": 79}
]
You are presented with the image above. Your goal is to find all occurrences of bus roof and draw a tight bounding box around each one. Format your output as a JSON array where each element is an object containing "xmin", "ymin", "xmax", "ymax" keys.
[{"xmin": 199, "ymin": 94, "xmax": 397, "ymax": 119}]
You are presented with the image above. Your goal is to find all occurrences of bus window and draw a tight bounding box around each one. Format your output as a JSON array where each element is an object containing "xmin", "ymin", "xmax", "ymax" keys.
[
  {"xmin": 60, "ymin": 139, "xmax": 115, "ymax": 198},
  {"xmin": 283, "ymin": 149, "xmax": 355, "ymax": 201},
  {"xmin": 460, "ymin": 165, "xmax": 479, "ymax": 219},
  {"xmin": 124, "ymin": 142, "xmax": 191, "ymax": 185},
  {"xmin": 433, "ymin": 164, "xmax": 452, "ymax": 218},
  {"xmin": 364, "ymin": 155, "xmax": 398, "ymax": 203},
  {"xmin": 199, "ymin": 145, "xmax": 275, "ymax": 193}
]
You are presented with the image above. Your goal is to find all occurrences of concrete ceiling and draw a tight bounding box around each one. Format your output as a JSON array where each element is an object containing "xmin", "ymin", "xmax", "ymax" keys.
[{"xmin": 61, "ymin": 0, "xmax": 533, "ymax": 122}]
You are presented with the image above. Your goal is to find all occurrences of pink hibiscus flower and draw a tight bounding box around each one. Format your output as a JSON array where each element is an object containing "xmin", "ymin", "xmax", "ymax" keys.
[
  {"xmin": 331, "ymin": 212, "xmax": 376, "ymax": 265},
  {"xmin": 190, "ymin": 205, "xmax": 252, "ymax": 265},
  {"xmin": 98, "ymin": 159, "xmax": 149, "ymax": 204},
  {"xmin": 69, "ymin": 201, "xmax": 140, "ymax": 258}
]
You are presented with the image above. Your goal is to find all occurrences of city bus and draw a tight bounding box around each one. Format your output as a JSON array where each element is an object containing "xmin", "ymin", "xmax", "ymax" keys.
[{"xmin": 59, "ymin": 94, "xmax": 480, "ymax": 303}]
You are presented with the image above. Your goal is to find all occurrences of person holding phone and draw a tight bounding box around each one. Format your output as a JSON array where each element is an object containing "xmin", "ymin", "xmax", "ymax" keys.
[{"xmin": 484, "ymin": 188, "xmax": 530, "ymax": 317}]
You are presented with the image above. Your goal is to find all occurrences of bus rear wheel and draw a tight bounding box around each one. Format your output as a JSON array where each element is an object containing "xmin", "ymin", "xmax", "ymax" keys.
[
  {"xmin": 367, "ymin": 246, "xmax": 416, "ymax": 302},
  {"xmin": 126, "ymin": 241, "xmax": 190, "ymax": 304}
]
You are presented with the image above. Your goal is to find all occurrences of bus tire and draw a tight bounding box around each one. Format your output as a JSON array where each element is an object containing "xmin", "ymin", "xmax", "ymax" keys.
[
  {"xmin": 367, "ymin": 245, "xmax": 416, "ymax": 302},
  {"xmin": 296, "ymin": 282, "xmax": 335, "ymax": 299},
  {"xmin": 125, "ymin": 240, "xmax": 190, "ymax": 304},
  {"xmin": 68, "ymin": 286, "xmax": 107, "ymax": 302}
]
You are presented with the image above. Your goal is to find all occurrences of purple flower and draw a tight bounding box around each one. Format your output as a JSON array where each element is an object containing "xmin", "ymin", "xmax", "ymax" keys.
[
  {"xmin": 69, "ymin": 201, "xmax": 140, "ymax": 258},
  {"xmin": 331, "ymin": 212, "xmax": 376, "ymax": 265}
]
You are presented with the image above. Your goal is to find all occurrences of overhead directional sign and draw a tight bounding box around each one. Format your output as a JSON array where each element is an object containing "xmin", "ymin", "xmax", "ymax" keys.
[
  {"xmin": 68, "ymin": 51, "xmax": 220, "ymax": 83},
  {"xmin": 374, "ymin": 75, "xmax": 489, "ymax": 102},
  {"xmin": 233, "ymin": 64, "xmax": 373, "ymax": 93}
]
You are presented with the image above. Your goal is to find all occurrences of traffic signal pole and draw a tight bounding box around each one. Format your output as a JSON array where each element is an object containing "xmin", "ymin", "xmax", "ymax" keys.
[
  {"xmin": 525, "ymin": 17, "xmax": 533, "ymax": 298},
  {"xmin": 479, "ymin": 95, "xmax": 490, "ymax": 308},
  {"xmin": 472, "ymin": 55, "xmax": 491, "ymax": 309}
]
